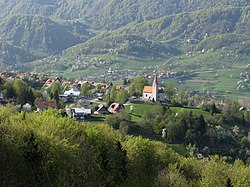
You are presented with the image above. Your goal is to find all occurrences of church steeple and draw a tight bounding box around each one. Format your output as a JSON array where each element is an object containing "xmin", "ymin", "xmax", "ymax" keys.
[
  {"xmin": 153, "ymin": 72, "xmax": 158, "ymax": 86},
  {"xmin": 152, "ymin": 71, "xmax": 158, "ymax": 101}
]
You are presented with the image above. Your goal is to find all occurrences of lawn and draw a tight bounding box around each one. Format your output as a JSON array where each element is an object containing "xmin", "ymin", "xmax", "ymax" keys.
[
  {"xmin": 167, "ymin": 144, "xmax": 189, "ymax": 156},
  {"xmin": 171, "ymin": 107, "xmax": 211, "ymax": 119},
  {"xmin": 125, "ymin": 104, "xmax": 154, "ymax": 119}
]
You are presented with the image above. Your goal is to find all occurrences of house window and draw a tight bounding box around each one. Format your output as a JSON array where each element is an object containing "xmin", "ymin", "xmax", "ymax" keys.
[{"xmin": 146, "ymin": 94, "xmax": 147, "ymax": 97}]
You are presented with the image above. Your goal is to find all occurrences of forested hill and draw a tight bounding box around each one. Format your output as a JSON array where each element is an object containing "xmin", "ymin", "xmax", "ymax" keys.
[
  {"xmin": 0, "ymin": 14, "xmax": 94, "ymax": 66},
  {"xmin": 0, "ymin": 0, "xmax": 249, "ymax": 30},
  {"xmin": 56, "ymin": 6, "xmax": 250, "ymax": 60},
  {"xmin": 0, "ymin": 0, "xmax": 249, "ymax": 71}
]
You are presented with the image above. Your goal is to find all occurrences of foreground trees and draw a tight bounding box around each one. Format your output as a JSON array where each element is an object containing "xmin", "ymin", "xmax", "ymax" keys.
[{"xmin": 0, "ymin": 107, "xmax": 250, "ymax": 186}]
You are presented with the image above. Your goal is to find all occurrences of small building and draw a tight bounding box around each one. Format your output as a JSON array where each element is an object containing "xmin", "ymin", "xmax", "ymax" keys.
[
  {"xmin": 35, "ymin": 101, "xmax": 63, "ymax": 112},
  {"xmin": 94, "ymin": 104, "xmax": 109, "ymax": 115},
  {"xmin": 64, "ymin": 87, "xmax": 82, "ymax": 98},
  {"xmin": 142, "ymin": 72, "xmax": 165, "ymax": 102},
  {"xmin": 59, "ymin": 94, "xmax": 71, "ymax": 103},
  {"xmin": 71, "ymin": 108, "xmax": 91, "ymax": 120},
  {"xmin": 108, "ymin": 103, "xmax": 124, "ymax": 114}
]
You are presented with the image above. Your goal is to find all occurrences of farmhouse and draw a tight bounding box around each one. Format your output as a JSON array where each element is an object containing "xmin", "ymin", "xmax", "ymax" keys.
[
  {"xmin": 35, "ymin": 101, "xmax": 63, "ymax": 112},
  {"xmin": 142, "ymin": 73, "xmax": 164, "ymax": 102},
  {"xmin": 71, "ymin": 108, "xmax": 91, "ymax": 120}
]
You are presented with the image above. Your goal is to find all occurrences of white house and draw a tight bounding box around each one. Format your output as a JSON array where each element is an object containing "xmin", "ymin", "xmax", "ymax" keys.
[
  {"xmin": 142, "ymin": 73, "xmax": 165, "ymax": 102},
  {"xmin": 64, "ymin": 87, "xmax": 82, "ymax": 98},
  {"xmin": 71, "ymin": 108, "xmax": 91, "ymax": 120}
]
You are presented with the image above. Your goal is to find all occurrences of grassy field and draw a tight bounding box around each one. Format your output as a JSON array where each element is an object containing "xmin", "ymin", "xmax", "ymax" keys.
[
  {"xmin": 124, "ymin": 103, "xmax": 212, "ymax": 122},
  {"xmin": 124, "ymin": 103, "xmax": 154, "ymax": 122}
]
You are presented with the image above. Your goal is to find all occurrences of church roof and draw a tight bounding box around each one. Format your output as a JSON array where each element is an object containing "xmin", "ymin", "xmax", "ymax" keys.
[
  {"xmin": 143, "ymin": 86, "xmax": 164, "ymax": 93},
  {"xmin": 143, "ymin": 86, "xmax": 153, "ymax": 93}
]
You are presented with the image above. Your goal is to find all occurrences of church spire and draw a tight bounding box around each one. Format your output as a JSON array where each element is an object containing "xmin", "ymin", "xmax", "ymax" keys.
[{"xmin": 153, "ymin": 72, "xmax": 158, "ymax": 86}]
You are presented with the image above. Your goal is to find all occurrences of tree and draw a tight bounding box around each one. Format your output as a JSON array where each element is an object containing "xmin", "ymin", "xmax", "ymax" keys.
[
  {"xmin": 50, "ymin": 82, "xmax": 61, "ymax": 94},
  {"xmin": 110, "ymin": 86, "xmax": 117, "ymax": 103},
  {"xmin": 80, "ymin": 83, "xmax": 91, "ymax": 98},
  {"xmin": 230, "ymin": 159, "xmax": 250, "ymax": 186},
  {"xmin": 0, "ymin": 77, "xmax": 5, "ymax": 90},
  {"xmin": 12, "ymin": 79, "xmax": 29, "ymax": 104},
  {"xmin": 141, "ymin": 104, "xmax": 166, "ymax": 133},
  {"xmin": 201, "ymin": 156, "xmax": 229, "ymax": 187},
  {"xmin": 123, "ymin": 78, "xmax": 128, "ymax": 86},
  {"xmin": 177, "ymin": 88, "xmax": 188, "ymax": 105},
  {"xmin": 155, "ymin": 164, "xmax": 188, "ymax": 187},
  {"xmin": 116, "ymin": 88, "xmax": 128, "ymax": 104},
  {"xmin": 3, "ymin": 81, "xmax": 16, "ymax": 99},
  {"xmin": 165, "ymin": 83, "xmax": 175, "ymax": 102},
  {"xmin": 166, "ymin": 120, "xmax": 186, "ymax": 143},
  {"xmin": 105, "ymin": 112, "xmax": 131, "ymax": 129},
  {"xmin": 210, "ymin": 102, "xmax": 217, "ymax": 115},
  {"xmin": 128, "ymin": 76, "xmax": 147, "ymax": 96}
]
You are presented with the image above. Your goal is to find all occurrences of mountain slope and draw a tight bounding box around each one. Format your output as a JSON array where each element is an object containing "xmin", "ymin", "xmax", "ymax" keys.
[
  {"xmin": 0, "ymin": 0, "xmax": 249, "ymax": 30},
  {"xmin": 0, "ymin": 14, "xmax": 85, "ymax": 54},
  {"xmin": 0, "ymin": 42, "xmax": 38, "ymax": 67},
  {"xmin": 62, "ymin": 6, "xmax": 250, "ymax": 57}
]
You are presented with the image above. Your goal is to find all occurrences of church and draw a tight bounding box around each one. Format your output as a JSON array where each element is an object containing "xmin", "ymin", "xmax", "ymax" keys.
[{"xmin": 142, "ymin": 73, "xmax": 165, "ymax": 102}]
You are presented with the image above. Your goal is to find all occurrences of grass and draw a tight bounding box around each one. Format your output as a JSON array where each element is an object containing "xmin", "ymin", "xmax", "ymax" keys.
[
  {"xmin": 171, "ymin": 107, "xmax": 211, "ymax": 119},
  {"xmin": 124, "ymin": 103, "xmax": 155, "ymax": 122},
  {"xmin": 167, "ymin": 144, "xmax": 189, "ymax": 156}
]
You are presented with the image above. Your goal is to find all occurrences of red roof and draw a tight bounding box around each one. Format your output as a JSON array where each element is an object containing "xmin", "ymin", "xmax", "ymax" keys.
[
  {"xmin": 143, "ymin": 86, "xmax": 153, "ymax": 93},
  {"xmin": 143, "ymin": 86, "xmax": 164, "ymax": 93}
]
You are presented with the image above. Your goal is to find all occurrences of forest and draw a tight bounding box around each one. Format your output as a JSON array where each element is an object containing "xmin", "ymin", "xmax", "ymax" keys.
[{"xmin": 0, "ymin": 106, "xmax": 250, "ymax": 186}]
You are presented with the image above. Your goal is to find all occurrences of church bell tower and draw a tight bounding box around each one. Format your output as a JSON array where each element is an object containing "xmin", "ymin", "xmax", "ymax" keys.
[{"xmin": 152, "ymin": 72, "xmax": 158, "ymax": 101}]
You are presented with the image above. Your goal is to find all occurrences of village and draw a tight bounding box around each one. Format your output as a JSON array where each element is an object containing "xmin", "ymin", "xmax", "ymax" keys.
[{"xmin": 0, "ymin": 70, "xmax": 170, "ymax": 121}]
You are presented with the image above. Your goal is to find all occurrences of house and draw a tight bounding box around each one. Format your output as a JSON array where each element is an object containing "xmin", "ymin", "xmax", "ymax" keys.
[
  {"xmin": 142, "ymin": 72, "xmax": 165, "ymax": 102},
  {"xmin": 59, "ymin": 94, "xmax": 69, "ymax": 102},
  {"xmin": 35, "ymin": 101, "xmax": 63, "ymax": 112},
  {"xmin": 71, "ymin": 108, "xmax": 91, "ymax": 120},
  {"xmin": 94, "ymin": 104, "xmax": 109, "ymax": 115},
  {"xmin": 64, "ymin": 87, "xmax": 82, "ymax": 98},
  {"xmin": 108, "ymin": 103, "xmax": 124, "ymax": 114}
]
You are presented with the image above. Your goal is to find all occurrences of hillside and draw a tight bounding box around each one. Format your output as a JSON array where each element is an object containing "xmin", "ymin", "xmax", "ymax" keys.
[
  {"xmin": 0, "ymin": 14, "xmax": 94, "ymax": 65},
  {"xmin": 0, "ymin": 0, "xmax": 249, "ymax": 30},
  {"xmin": 0, "ymin": 14, "xmax": 93, "ymax": 54},
  {"xmin": 0, "ymin": 0, "xmax": 249, "ymax": 81},
  {"xmin": 25, "ymin": 6, "xmax": 250, "ymax": 74},
  {"xmin": 0, "ymin": 41, "xmax": 38, "ymax": 67}
]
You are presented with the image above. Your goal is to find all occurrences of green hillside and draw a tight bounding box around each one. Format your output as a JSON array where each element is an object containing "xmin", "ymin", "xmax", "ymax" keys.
[
  {"xmin": 0, "ymin": 14, "xmax": 89, "ymax": 54},
  {"xmin": 0, "ymin": 1, "xmax": 249, "ymax": 90},
  {"xmin": 0, "ymin": 0, "xmax": 249, "ymax": 30},
  {"xmin": 25, "ymin": 6, "xmax": 250, "ymax": 75},
  {"xmin": 0, "ymin": 41, "xmax": 39, "ymax": 67}
]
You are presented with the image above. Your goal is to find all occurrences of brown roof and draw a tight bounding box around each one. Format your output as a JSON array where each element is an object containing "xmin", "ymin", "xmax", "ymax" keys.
[
  {"xmin": 35, "ymin": 101, "xmax": 62, "ymax": 110},
  {"xmin": 108, "ymin": 103, "xmax": 123, "ymax": 113},
  {"xmin": 115, "ymin": 84, "xmax": 122, "ymax": 90}
]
